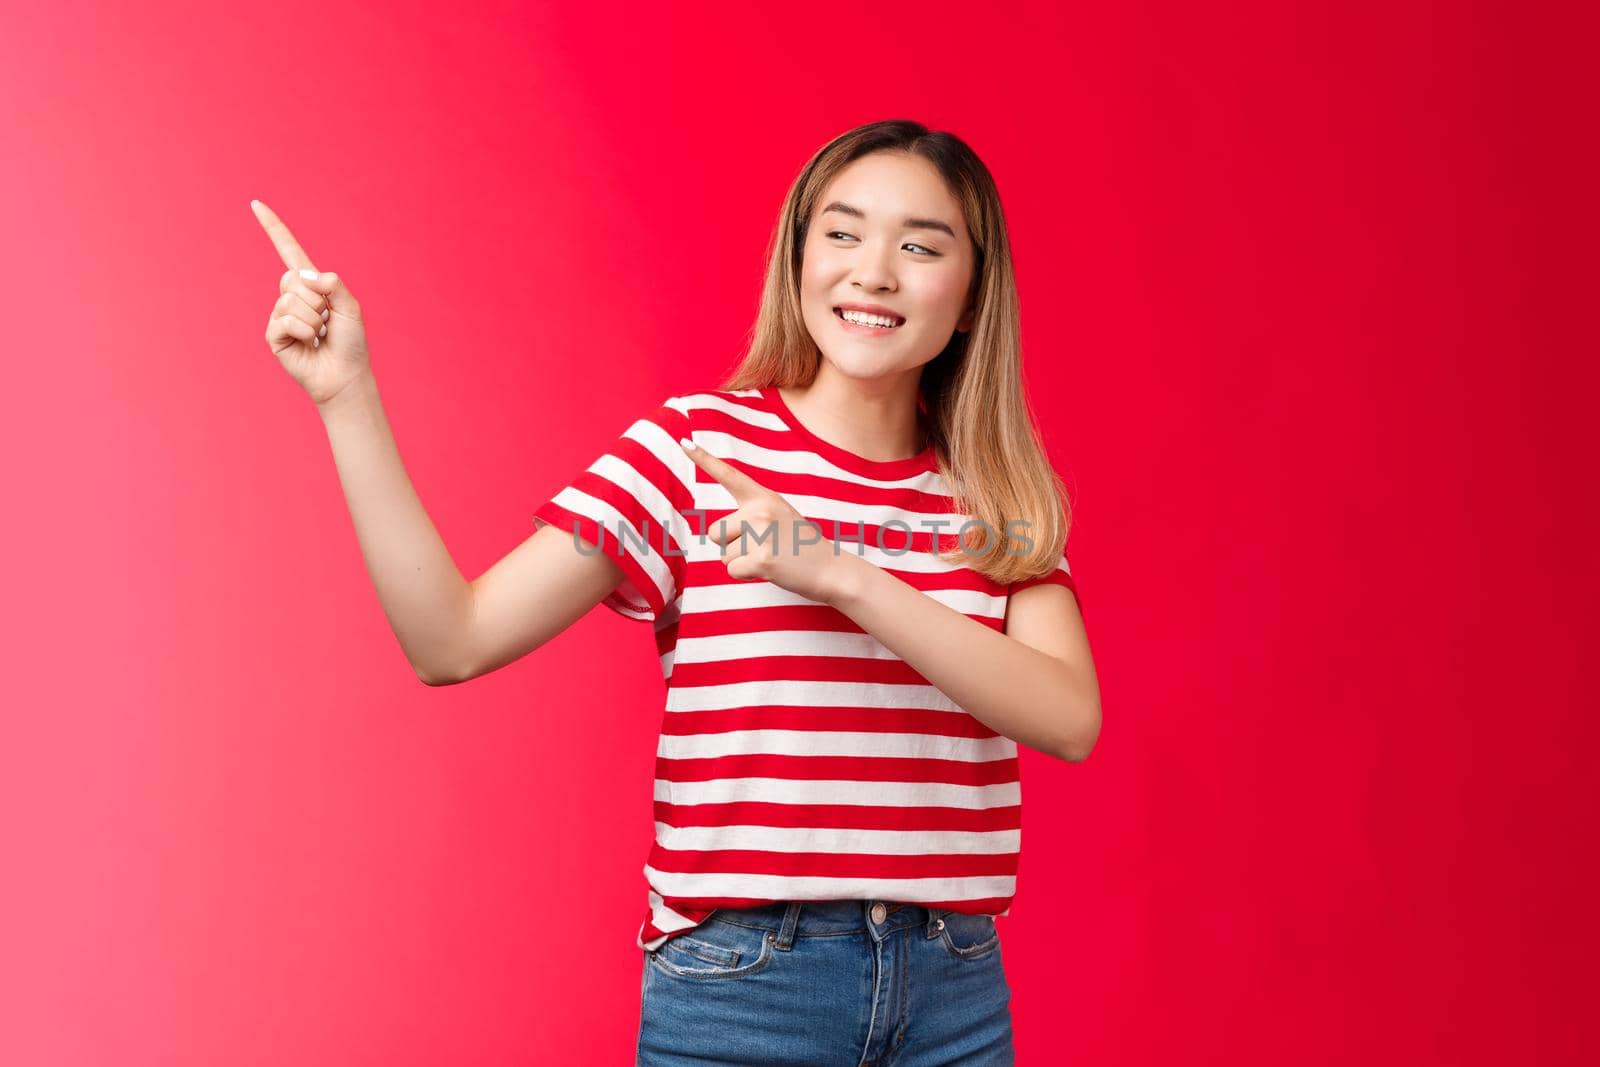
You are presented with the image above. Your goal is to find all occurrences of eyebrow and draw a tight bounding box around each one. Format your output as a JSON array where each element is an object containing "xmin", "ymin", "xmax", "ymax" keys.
[{"xmin": 819, "ymin": 200, "xmax": 957, "ymax": 239}]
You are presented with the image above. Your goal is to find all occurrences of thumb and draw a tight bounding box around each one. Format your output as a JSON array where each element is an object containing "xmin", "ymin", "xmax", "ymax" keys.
[{"xmin": 301, "ymin": 270, "xmax": 361, "ymax": 317}]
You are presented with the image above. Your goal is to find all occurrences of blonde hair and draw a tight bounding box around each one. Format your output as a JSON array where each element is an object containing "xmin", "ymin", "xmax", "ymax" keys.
[{"xmin": 720, "ymin": 119, "xmax": 1071, "ymax": 585}]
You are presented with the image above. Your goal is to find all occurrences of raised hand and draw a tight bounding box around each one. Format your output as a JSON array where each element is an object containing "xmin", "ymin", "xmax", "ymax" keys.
[
  {"xmin": 251, "ymin": 199, "xmax": 372, "ymax": 407},
  {"xmin": 680, "ymin": 437, "xmax": 862, "ymax": 606}
]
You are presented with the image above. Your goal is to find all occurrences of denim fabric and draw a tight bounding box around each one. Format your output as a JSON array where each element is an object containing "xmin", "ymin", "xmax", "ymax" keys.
[{"xmin": 636, "ymin": 899, "xmax": 1014, "ymax": 1065}]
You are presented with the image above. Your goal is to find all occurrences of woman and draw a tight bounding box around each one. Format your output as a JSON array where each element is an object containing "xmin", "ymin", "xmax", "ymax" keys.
[{"xmin": 253, "ymin": 118, "xmax": 1101, "ymax": 1066}]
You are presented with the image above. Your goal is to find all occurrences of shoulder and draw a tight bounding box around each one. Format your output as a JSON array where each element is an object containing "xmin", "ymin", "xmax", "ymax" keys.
[{"xmin": 656, "ymin": 387, "xmax": 770, "ymax": 430}]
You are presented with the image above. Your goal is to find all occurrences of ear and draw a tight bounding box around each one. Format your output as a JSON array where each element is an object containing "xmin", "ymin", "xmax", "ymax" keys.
[{"xmin": 956, "ymin": 303, "xmax": 975, "ymax": 333}]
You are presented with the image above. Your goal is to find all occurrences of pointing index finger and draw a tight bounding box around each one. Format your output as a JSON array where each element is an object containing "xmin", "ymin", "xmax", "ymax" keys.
[
  {"xmin": 681, "ymin": 437, "xmax": 764, "ymax": 504},
  {"xmin": 250, "ymin": 199, "xmax": 318, "ymax": 273}
]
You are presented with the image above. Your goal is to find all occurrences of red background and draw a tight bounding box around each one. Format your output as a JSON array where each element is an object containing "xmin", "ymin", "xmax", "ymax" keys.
[{"xmin": 1, "ymin": 1, "xmax": 1592, "ymax": 1063}]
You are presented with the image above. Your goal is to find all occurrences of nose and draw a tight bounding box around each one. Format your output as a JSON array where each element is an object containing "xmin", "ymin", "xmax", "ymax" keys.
[{"xmin": 849, "ymin": 239, "xmax": 898, "ymax": 292}]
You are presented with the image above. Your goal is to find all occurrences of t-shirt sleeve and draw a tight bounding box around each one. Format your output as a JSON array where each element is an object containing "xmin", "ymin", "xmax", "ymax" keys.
[
  {"xmin": 1008, "ymin": 552, "xmax": 1083, "ymax": 615},
  {"xmin": 531, "ymin": 397, "xmax": 696, "ymax": 622}
]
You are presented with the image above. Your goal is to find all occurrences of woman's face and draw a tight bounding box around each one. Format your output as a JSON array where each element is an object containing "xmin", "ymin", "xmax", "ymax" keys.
[{"xmin": 799, "ymin": 151, "xmax": 976, "ymax": 384}]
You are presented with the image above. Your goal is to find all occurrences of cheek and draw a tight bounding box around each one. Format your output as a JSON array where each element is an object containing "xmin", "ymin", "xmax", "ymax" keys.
[
  {"xmin": 799, "ymin": 246, "xmax": 836, "ymax": 295},
  {"xmin": 911, "ymin": 275, "xmax": 970, "ymax": 324},
  {"xmin": 799, "ymin": 263, "xmax": 822, "ymax": 301}
]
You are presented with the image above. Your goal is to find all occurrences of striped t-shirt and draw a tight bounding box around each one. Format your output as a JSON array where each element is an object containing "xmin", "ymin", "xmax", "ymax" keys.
[{"xmin": 532, "ymin": 386, "xmax": 1080, "ymax": 951}]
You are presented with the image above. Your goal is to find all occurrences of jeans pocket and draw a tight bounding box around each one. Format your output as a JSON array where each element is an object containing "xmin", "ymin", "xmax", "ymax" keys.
[
  {"xmin": 647, "ymin": 917, "xmax": 776, "ymax": 980},
  {"xmin": 937, "ymin": 911, "xmax": 1000, "ymax": 960}
]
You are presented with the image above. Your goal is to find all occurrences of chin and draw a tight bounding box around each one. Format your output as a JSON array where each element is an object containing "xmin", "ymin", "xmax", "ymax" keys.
[{"xmin": 816, "ymin": 349, "xmax": 924, "ymax": 383}]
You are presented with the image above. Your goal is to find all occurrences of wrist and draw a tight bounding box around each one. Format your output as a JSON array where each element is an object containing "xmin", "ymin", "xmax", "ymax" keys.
[
  {"xmin": 315, "ymin": 370, "xmax": 379, "ymax": 421},
  {"xmin": 824, "ymin": 552, "xmax": 873, "ymax": 611}
]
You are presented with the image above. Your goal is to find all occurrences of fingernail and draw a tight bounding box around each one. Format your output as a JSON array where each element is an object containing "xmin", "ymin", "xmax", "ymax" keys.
[
  {"xmin": 321, "ymin": 308, "xmax": 329, "ymax": 321},
  {"xmin": 318, "ymin": 323, "xmax": 327, "ymax": 337},
  {"xmin": 312, "ymin": 336, "xmax": 320, "ymax": 348},
  {"xmin": 679, "ymin": 437, "xmax": 697, "ymax": 452},
  {"xmin": 299, "ymin": 268, "xmax": 318, "ymax": 282}
]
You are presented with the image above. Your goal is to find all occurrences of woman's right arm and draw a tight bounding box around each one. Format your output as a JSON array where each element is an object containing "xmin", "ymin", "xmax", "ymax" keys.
[
  {"xmin": 316, "ymin": 372, "xmax": 625, "ymax": 685},
  {"xmin": 254, "ymin": 199, "xmax": 623, "ymax": 686}
]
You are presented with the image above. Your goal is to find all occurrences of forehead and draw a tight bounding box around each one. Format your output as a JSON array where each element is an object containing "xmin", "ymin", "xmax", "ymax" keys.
[{"xmin": 817, "ymin": 152, "xmax": 968, "ymax": 241}]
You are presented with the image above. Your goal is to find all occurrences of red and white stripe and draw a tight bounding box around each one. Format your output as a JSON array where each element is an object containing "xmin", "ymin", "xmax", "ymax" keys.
[{"xmin": 533, "ymin": 387, "xmax": 1077, "ymax": 951}]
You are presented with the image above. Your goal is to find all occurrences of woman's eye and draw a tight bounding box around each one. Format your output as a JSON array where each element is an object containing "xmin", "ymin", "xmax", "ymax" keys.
[{"xmin": 825, "ymin": 232, "xmax": 937, "ymax": 256}]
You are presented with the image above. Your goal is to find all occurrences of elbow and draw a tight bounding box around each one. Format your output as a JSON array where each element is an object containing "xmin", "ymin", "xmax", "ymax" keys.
[
  {"xmin": 1057, "ymin": 697, "xmax": 1102, "ymax": 763},
  {"xmin": 416, "ymin": 645, "xmax": 489, "ymax": 685},
  {"xmin": 413, "ymin": 659, "xmax": 469, "ymax": 687},
  {"xmin": 414, "ymin": 665, "xmax": 452, "ymax": 687},
  {"xmin": 415, "ymin": 588, "xmax": 485, "ymax": 687},
  {"xmin": 1058, "ymin": 733, "xmax": 1098, "ymax": 763},
  {"xmin": 1059, "ymin": 737, "xmax": 1096, "ymax": 763},
  {"xmin": 410, "ymin": 622, "xmax": 481, "ymax": 688}
]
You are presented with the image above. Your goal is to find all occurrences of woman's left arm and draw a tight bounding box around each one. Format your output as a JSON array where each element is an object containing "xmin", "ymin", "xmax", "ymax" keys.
[
  {"xmin": 681, "ymin": 438, "xmax": 1101, "ymax": 763},
  {"xmin": 829, "ymin": 556, "xmax": 1101, "ymax": 762}
]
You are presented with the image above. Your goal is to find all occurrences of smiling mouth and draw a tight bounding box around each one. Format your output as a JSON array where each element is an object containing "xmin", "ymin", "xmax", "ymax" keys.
[{"xmin": 834, "ymin": 307, "xmax": 906, "ymax": 328}]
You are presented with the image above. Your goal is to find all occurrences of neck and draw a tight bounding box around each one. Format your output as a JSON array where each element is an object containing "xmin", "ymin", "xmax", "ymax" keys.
[{"xmin": 778, "ymin": 365, "xmax": 927, "ymax": 463}]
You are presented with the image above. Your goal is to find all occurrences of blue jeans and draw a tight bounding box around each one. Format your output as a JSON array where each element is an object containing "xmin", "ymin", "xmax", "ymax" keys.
[{"xmin": 636, "ymin": 899, "xmax": 1015, "ymax": 1065}]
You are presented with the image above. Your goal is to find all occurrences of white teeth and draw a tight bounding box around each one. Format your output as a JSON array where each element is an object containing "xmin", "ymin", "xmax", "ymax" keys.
[{"xmin": 839, "ymin": 309, "xmax": 900, "ymax": 328}]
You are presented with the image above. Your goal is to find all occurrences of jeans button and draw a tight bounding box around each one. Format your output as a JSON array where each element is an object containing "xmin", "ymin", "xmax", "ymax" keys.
[{"xmin": 870, "ymin": 902, "xmax": 887, "ymax": 924}]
